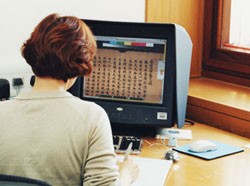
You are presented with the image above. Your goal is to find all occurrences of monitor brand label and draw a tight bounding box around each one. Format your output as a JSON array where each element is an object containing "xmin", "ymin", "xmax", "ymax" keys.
[{"xmin": 157, "ymin": 112, "xmax": 167, "ymax": 120}]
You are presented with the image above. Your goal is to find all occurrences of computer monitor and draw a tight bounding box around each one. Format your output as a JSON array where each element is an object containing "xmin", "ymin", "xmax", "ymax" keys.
[{"xmin": 70, "ymin": 20, "xmax": 192, "ymax": 137}]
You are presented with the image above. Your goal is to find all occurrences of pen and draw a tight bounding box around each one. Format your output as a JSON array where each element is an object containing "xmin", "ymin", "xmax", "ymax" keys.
[{"xmin": 123, "ymin": 142, "xmax": 133, "ymax": 161}]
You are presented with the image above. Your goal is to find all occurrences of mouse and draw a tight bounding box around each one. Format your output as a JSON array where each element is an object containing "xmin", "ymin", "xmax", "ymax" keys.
[{"xmin": 189, "ymin": 140, "xmax": 217, "ymax": 153}]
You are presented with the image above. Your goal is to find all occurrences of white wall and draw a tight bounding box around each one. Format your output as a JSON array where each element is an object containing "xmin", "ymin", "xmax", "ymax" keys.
[{"xmin": 0, "ymin": 0, "xmax": 145, "ymax": 96}]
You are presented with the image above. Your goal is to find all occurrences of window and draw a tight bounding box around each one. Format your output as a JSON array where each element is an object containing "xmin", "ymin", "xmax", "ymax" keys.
[
  {"xmin": 203, "ymin": 0, "xmax": 250, "ymax": 86},
  {"xmin": 221, "ymin": 0, "xmax": 250, "ymax": 53}
]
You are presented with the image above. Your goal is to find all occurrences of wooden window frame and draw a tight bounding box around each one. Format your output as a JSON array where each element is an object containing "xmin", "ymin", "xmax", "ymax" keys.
[{"xmin": 203, "ymin": 0, "xmax": 250, "ymax": 86}]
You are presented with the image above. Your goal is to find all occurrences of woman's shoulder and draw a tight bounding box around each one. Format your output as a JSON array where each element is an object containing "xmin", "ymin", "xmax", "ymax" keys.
[{"xmin": 69, "ymin": 96, "xmax": 106, "ymax": 113}]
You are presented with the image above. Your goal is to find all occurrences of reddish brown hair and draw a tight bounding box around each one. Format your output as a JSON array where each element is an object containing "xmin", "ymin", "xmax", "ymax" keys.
[{"xmin": 21, "ymin": 13, "xmax": 96, "ymax": 82}]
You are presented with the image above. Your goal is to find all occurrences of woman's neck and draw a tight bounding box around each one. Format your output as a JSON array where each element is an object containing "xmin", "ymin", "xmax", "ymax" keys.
[{"xmin": 32, "ymin": 76, "xmax": 68, "ymax": 92}]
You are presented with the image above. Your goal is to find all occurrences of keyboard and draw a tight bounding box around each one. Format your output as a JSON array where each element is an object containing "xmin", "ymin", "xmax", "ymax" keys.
[{"xmin": 113, "ymin": 135, "xmax": 142, "ymax": 154}]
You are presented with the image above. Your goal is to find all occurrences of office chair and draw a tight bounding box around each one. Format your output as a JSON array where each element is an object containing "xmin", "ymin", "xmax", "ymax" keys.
[{"xmin": 0, "ymin": 174, "xmax": 52, "ymax": 186}]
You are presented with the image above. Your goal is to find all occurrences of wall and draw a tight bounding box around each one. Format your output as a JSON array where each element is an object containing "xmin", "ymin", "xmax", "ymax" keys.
[
  {"xmin": 0, "ymin": 0, "xmax": 145, "ymax": 97},
  {"xmin": 146, "ymin": 0, "xmax": 205, "ymax": 78}
]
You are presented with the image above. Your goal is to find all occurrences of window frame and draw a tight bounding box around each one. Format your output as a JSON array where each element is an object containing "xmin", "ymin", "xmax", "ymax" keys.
[{"xmin": 203, "ymin": 0, "xmax": 250, "ymax": 86}]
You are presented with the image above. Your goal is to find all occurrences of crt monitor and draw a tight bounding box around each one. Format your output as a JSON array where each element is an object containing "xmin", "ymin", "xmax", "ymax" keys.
[{"xmin": 75, "ymin": 19, "xmax": 192, "ymax": 136}]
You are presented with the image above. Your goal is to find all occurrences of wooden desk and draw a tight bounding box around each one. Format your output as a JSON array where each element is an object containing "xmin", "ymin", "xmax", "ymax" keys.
[{"xmin": 136, "ymin": 123, "xmax": 250, "ymax": 186}]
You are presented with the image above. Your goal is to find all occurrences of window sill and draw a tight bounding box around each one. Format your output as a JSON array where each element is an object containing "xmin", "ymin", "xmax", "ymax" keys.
[{"xmin": 187, "ymin": 77, "xmax": 250, "ymax": 138}]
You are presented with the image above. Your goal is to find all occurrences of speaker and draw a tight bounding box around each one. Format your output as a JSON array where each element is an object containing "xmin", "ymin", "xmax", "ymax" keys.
[{"xmin": 0, "ymin": 79, "xmax": 10, "ymax": 100}]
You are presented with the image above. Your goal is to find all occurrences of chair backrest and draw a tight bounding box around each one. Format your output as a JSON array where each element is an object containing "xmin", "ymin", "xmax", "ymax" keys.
[{"xmin": 0, "ymin": 174, "xmax": 52, "ymax": 186}]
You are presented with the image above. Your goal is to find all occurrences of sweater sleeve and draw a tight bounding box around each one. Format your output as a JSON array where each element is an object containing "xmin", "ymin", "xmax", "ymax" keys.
[{"xmin": 83, "ymin": 105, "xmax": 120, "ymax": 186}]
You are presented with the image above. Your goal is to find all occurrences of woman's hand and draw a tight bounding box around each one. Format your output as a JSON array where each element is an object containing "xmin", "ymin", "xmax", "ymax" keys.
[{"xmin": 117, "ymin": 157, "xmax": 139, "ymax": 186}]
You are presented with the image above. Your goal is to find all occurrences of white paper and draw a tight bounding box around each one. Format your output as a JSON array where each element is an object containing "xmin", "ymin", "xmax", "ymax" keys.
[{"xmin": 117, "ymin": 156, "xmax": 172, "ymax": 186}]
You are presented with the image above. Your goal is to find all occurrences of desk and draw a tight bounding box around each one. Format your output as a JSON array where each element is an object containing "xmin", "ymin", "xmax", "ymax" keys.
[{"xmin": 137, "ymin": 122, "xmax": 250, "ymax": 186}]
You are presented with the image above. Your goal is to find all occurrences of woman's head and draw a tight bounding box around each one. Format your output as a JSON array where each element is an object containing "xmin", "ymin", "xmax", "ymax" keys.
[{"xmin": 21, "ymin": 13, "xmax": 96, "ymax": 82}]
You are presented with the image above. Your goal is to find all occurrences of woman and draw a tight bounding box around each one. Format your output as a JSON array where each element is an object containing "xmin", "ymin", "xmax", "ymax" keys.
[{"xmin": 0, "ymin": 13, "xmax": 138, "ymax": 186}]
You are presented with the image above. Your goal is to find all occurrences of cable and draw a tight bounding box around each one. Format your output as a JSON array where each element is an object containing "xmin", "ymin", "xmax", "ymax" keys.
[
  {"xmin": 184, "ymin": 119, "xmax": 195, "ymax": 126},
  {"xmin": 143, "ymin": 139, "xmax": 170, "ymax": 152}
]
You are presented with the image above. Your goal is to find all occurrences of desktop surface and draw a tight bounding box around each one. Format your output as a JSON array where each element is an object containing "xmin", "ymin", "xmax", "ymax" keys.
[{"xmin": 135, "ymin": 122, "xmax": 250, "ymax": 186}]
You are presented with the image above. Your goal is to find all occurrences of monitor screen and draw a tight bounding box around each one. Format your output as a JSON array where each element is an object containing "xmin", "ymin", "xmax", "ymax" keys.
[
  {"xmin": 83, "ymin": 36, "xmax": 167, "ymax": 105},
  {"xmin": 78, "ymin": 20, "xmax": 178, "ymax": 136}
]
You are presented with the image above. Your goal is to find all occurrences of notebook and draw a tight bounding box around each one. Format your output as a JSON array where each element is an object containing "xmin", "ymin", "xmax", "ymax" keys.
[
  {"xmin": 173, "ymin": 140, "xmax": 244, "ymax": 160},
  {"xmin": 116, "ymin": 156, "xmax": 172, "ymax": 186}
]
